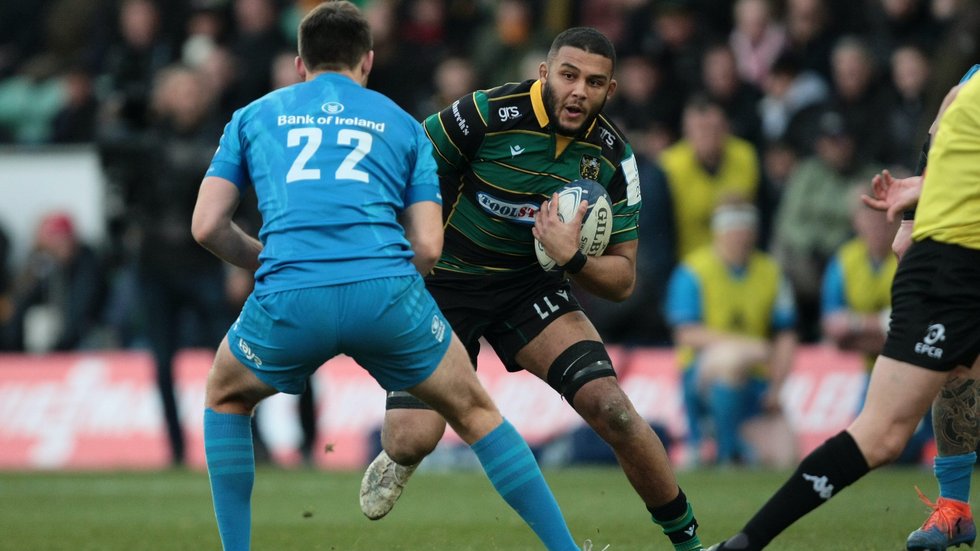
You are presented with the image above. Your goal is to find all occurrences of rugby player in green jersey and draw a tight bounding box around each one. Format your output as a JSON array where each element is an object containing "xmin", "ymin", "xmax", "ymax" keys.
[{"xmin": 360, "ymin": 27, "xmax": 703, "ymax": 551}]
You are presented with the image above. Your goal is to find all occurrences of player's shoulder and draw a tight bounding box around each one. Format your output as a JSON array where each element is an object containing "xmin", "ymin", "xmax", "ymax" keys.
[
  {"xmin": 481, "ymin": 80, "xmax": 538, "ymax": 132},
  {"xmin": 482, "ymin": 79, "xmax": 535, "ymax": 103},
  {"xmin": 261, "ymin": 78, "xmax": 418, "ymax": 128},
  {"xmin": 358, "ymin": 86, "xmax": 423, "ymax": 133}
]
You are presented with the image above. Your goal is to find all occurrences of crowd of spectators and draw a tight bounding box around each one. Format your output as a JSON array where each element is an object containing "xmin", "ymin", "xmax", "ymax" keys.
[{"xmin": 0, "ymin": 0, "xmax": 978, "ymax": 350}]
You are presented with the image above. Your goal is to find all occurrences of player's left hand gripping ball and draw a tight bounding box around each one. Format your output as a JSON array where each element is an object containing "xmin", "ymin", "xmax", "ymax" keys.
[{"xmin": 533, "ymin": 179, "xmax": 612, "ymax": 271}]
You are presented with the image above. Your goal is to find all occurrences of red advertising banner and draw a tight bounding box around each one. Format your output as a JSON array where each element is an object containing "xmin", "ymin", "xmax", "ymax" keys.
[{"xmin": 0, "ymin": 345, "xmax": 866, "ymax": 470}]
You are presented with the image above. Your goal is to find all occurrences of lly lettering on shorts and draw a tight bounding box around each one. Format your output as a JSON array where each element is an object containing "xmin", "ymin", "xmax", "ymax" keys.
[{"xmin": 532, "ymin": 290, "xmax": 569, "ymax": 320}]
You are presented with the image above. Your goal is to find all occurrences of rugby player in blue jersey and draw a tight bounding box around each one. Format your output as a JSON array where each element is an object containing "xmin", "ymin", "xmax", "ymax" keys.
[{"xmin": 190, "ymin": 3, "xmax": 580, "ymax": 550}]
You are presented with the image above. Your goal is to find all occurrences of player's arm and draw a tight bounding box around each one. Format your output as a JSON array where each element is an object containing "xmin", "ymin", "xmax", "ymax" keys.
[
  {"xmin": 862, "ymin": 82, "xmax": 965, "ymax": 257},
  {"xmin": 563, "ymin": 147, "xmax": 645, "ymax": 302},
  {"xmin": 863, "ymin": 79, "xmax": 966, "ymax": 216},
  {"xmin": 192, "ymin": 176, "xmax": 262, "ymax": 272},
  {"xmin": 532, "ymin": 196, "xmax": 637, "ymax": 302},
  {"xmin": 193, "ymin": 110, "xmax": 262, "ymax": 271},
  {"xmin": 399, "ymin": 129, "xmax": 444, "ymax": 276},
  {"xmin": 400, "ymin": 200, "xmax": 442, "ymax": 276},
  {"xmin": 570, "ymin": 238, "xmax": 638, "ymax": 302},
  {"xmin": 422, "ymin": 91, "xmax": 487, "ymax": 179}
]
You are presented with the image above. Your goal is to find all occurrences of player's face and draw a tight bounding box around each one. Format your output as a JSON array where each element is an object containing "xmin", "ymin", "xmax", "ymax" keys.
[{"xmin": 540, "ymin": 46, "xmax": 616, "ymax": 136}]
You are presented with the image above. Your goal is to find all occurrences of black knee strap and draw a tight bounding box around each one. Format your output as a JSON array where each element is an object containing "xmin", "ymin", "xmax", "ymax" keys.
[
  {"xmin": 546, "ymin": 340, "xmax": 616, "ymax": 406},
  {"xmin": 385, "ymin": 390, "xmax": 433, "ymax": 411}
]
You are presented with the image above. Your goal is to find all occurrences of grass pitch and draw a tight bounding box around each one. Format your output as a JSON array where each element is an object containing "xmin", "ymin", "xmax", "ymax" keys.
[{"xmin": 0, "ymin": 465, "xmax": 953, "ymax": 550}]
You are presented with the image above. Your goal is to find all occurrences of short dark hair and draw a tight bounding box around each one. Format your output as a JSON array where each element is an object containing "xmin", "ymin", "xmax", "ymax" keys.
[
  {"xmin": 547, "ymin": 27, "xmax": 616, "ymax": 73},
  {"xmin": 298, "ymin": 1, "xmax": 372, "ymax": 73},
  {"xmin": 683, "ymin": 92, "xmax": 724, "ymax": 116}
]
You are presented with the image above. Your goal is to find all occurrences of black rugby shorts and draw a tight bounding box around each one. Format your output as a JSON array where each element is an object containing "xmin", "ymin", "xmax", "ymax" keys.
[
  {"xmin": 882, "ymin": 238, "xmax": 980, "ymax": 371},
  {"xmin": 427, "ymin": 270, "xmax": 584, "ymax": 372}
]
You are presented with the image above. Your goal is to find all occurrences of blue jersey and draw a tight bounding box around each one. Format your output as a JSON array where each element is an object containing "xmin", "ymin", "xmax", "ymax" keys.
[{"xmin": 206, "ymin": 73, "xmax": 441, "ymax": 295}]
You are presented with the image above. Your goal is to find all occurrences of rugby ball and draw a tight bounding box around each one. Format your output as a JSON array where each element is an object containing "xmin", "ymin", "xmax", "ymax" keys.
[{"xmin": 534, "ymin": 179, "xmax": 613, "ymax": 271}]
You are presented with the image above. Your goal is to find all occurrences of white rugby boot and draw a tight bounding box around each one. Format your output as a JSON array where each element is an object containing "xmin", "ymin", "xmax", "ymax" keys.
[{"xmin": 359, "ymin": 450, "xmax": 418, "ymax": 520}]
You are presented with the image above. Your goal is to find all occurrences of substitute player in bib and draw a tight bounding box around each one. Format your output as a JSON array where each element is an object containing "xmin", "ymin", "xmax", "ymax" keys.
[
  {"xmin": 192, "ymin": 3, "xmax": 582, "ymax": 550},
  {"xmin": 708, "ymin": 66, "xmax": 980, "ymax": 551},
  {"xmin": 359, "ymin": 27, "xmax": 703, "ymax": 551}
]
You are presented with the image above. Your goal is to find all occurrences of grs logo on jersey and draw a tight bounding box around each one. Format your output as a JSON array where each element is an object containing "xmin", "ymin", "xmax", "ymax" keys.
[
  {"xmin": 476, "ymin": 192, "xmax": 539, "ymax": 223},
  {"xmin": 598, "ymin": 126, "xmax": 617, "ymax": 148},
  {"xmin": 915, "ymin": 323, "xmax": 946, "ymax": 359},
  {"xmin": 498, "ymin": 106, "xmax": 521, "ymax": 121},
  {"xmin": 580, "ymin": 155, "xmax": 601, "ymax": 180},
  {"xmin": 321, "ymin": 101, "xmax": 344, "ymax": 114},
  {"xmin": 451, "ymin": 99, "xmax": 470, "ymax": 136}
]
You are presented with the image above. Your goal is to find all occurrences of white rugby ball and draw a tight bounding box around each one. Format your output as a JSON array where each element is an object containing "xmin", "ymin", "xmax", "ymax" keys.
[{"xmin": 534, "ymin": 179, "xmax": 613, "ymax": 271}]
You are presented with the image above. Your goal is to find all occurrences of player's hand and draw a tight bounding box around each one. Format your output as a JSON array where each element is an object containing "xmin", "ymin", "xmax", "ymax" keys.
[
  {"xmin": 532, "ymin": 194, "xmax": 586, "ymax": 266},
  {"xmin": 861, "ymin": 170, "xmax": 923, "ymax": 222},
  {"xmin": 892, "ymin": 219, "xmax": 914, "ymax": 260}
]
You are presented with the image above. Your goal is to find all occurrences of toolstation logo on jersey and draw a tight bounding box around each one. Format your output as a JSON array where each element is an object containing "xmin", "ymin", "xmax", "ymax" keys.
[{"xmin": 476, "ymin": 192, "xmax": 539, "ymax": 223}]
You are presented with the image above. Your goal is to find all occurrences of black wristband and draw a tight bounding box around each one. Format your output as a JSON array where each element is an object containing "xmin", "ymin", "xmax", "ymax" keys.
[
  {"xmin": 902, "ymin": 209, "xmax": 916, "ymax": 220},
  {"xmin": 559, "ymin": 250, "xmax": 587, "ymax": 274}
]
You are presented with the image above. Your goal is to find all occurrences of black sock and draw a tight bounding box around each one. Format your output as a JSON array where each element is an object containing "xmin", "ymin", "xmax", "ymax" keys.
[
  {"xmin": 649, "ymin": 488, "xmax": 701, "ymax": 550},
  {"xmin": 737, "ymin": 431, "xmax": 870, "ymax": 548}
]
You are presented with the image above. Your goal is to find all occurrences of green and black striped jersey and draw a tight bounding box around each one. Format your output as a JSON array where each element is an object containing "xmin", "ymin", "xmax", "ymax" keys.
[{"xmin": 422, "ymin": 79, "xmax": 642, "ymax": 276}]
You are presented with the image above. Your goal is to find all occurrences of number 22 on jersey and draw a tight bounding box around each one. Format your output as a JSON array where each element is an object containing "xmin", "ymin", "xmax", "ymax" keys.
[{"xmin": 286, "ymin": 127, "xmax": 373, "ymax": 184}]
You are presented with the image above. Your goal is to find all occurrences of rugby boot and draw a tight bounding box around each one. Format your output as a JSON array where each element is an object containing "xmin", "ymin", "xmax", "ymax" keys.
[
  {"xmin": 907, "ymin": 487, "xmax": 976, "ymax": 550},
  {"xmin": 705, "ymin": 533, "xmax": 757, "ymax": 551},
  {"xmin": 359, "ymin": 450, "xmax": 418, "ymax": 520}
]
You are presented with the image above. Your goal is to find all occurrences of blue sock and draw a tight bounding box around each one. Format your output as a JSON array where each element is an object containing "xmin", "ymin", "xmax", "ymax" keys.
[
  {"xmin": 709, "ymin": 383, "xmax": 744, "ymax": 463},
  {"xmin": 204, "ymin": 408, "xmax": 255, "ymax": 551},
  {"xmin": 471, "ymin": 419, "xmax": 578, "ymax": 551},
  {"xmin": 935, "ymin": 451, "xmax": 976, "ymax": 503}
]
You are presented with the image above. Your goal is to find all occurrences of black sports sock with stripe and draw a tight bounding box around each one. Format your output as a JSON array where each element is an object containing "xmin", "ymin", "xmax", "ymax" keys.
[
  {"xmin": 718, "ymin": 430, "xmax": 871, "ymax": 550},
  {"xmin": 649, "ymin": 488, "xmax": 702, "ymax": 551}
]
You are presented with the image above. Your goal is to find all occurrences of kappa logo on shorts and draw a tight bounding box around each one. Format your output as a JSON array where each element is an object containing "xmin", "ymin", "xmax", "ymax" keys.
[
  {"xmin": 430, "ymin": 315, "xmax": 446, "ymax": 343},
  {"xmin": 914, "ymin": 323, "xmax": 946, "ymax": 359},
  {"xmin": 238, "ymin": 338, "xmax": 263, "ymax": 366}
]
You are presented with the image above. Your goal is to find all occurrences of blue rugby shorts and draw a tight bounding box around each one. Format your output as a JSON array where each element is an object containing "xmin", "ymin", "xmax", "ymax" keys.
[{"xmin": 226, "ymin": 275, "xmax": 451, "ymax": 394}]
